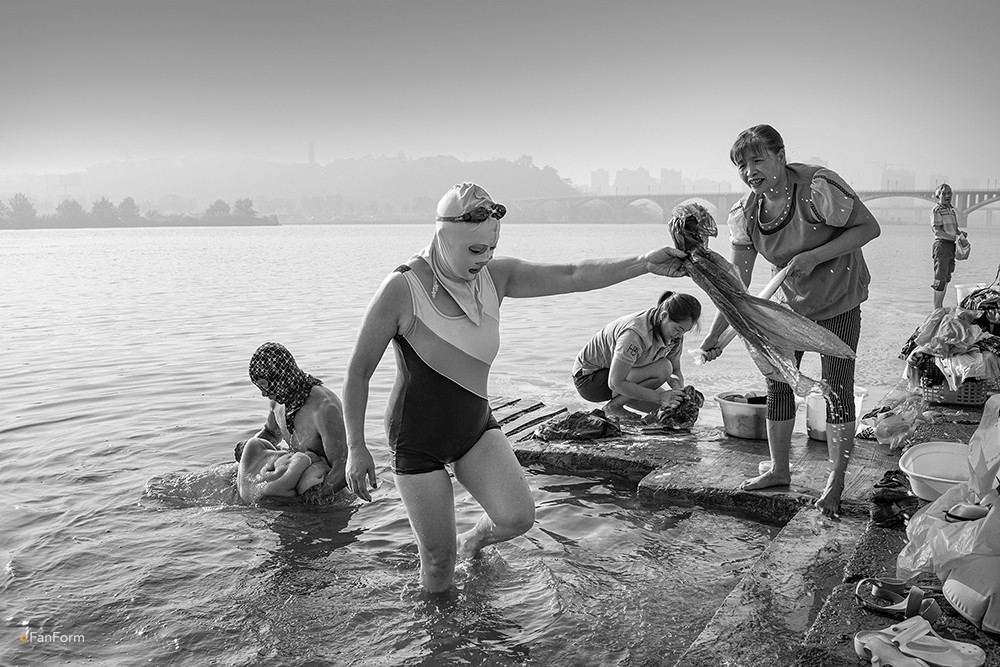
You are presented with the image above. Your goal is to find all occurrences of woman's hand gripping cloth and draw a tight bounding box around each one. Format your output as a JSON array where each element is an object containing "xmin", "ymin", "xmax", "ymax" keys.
[
  {"xmin": 668, "ymin": 205, "xmax": 855, "ymax": 399},
  {"xmin": 640, "ymin": 385, "xmax": 705, "ymax": 432}
]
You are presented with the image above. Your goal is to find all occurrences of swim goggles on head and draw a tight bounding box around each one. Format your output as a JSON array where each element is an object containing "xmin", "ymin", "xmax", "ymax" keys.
[{"xmin": 437, "ymin": 203, "xmax": 507, "ymax": 223}]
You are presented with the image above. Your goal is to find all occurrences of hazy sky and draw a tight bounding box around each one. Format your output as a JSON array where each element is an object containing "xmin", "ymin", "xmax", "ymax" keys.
[{"xmin": 2, "ymin": 0, "xmax": 998, "ymax": 189}]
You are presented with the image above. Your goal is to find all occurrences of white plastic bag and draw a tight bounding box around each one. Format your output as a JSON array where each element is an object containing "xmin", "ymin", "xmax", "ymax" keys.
[
  {"xmin": 872, "ymin": 394, "xmax": 931, "ymax": 450},
  {"xmin": 896, "ymin": 394, "xmax": 1000, "ymax": 579},
  {"xmin": 896, "ymin": 481, "xmax": 1000, "ymax": 579},
  {"xmin": 956, "ymin": 233, "xmax": 971, "ymax": 261},
  {"xmin": 968, "ymin": 394, "xmax": 1000, "ymax": 498}
]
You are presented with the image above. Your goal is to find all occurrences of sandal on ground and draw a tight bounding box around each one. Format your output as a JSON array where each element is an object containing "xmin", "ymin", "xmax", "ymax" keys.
[
  {"xmin": 856, "ymin": 635, "xmax": 930, "ymax": 667},
  {"xmin": 855, "ymin": 578, "xmax": 943, "ymax": 623},
  {"xmin": 853, "ymin": 616, "xmax": 985, "ymax": 667},
  {"xmin": 944, "ymin": 503, "xmax": 990, "ymax": 523}
]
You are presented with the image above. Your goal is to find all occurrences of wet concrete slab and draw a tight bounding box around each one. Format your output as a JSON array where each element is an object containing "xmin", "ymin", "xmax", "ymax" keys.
[{"xmin": 492, "ymin": 393, "xmax": 1000, "ymax": 667}]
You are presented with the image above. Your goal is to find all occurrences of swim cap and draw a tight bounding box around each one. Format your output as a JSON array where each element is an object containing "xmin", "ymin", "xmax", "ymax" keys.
[
  {"xmin": 436, "ymin": 182, "xmax": 498, "ymax": 220},
  {"xmin": 420, "ymin": 183, "xmax": 502, "ymax": 325}
]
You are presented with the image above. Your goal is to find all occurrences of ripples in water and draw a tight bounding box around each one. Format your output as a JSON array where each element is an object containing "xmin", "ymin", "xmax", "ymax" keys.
[{"xmin": 7, "ymin": 224, "xmax": 997, "ymax": 665}]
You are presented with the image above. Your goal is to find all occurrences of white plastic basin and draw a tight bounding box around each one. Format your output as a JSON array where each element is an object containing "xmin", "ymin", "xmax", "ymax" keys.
[
  {"xmin": 955, "ymin": 283, "xmax": 987, "ymax": 303},
  {"xmin": 898, "ymin": 441, "xmax": 970, "ymax": 501},
  {"xmin": 717, "ymin": 392, "xmax": 767, "ymax": 440}
]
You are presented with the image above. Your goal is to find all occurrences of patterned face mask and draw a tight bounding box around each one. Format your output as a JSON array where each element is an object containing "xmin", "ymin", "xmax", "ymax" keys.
[{"xmin": 248, "ymin": 342, "xmax": 322, "ymax": 435}]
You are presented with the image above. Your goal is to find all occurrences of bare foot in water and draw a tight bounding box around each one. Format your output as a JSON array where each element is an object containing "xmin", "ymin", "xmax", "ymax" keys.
[
  {"xmin": 739, "ymin": 469, "xmax": 791, "ymax": 491},
  {"xmin": 815, "ymin": 473, "xmax": 844, "ymax": 518},
  {"xmin": 456, "ymin": 531, "xmax": 481, "ymax": 561}
]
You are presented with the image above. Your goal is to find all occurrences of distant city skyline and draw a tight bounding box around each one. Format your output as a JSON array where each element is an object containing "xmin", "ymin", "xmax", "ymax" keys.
[
  {"xmin": 2, "ymin": 1, "xmax": 998, "ymax": 193},
  {"xmin": 585, "ymin": 162, "xmax": 998, "ymax": 196}
]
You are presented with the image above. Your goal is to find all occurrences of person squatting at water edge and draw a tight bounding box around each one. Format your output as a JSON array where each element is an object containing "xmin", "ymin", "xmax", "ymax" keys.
[
  {"xmin": 698, "ymin": 124, "xmax": 881, "ymax": 518},
  {"xmin": 342, "ymin": 182, "xmax": 688, "ymax": 594},
  {"xmin": 235, "ymin": 342, "xmax": 349, "ymax": 502},
  {"xmin": 572, "ymin": 290, "xmax": 702, "ymax": 420},
  {"xmin": 930, "ymin": 182, "xmax": 966, "ymax": 310}
]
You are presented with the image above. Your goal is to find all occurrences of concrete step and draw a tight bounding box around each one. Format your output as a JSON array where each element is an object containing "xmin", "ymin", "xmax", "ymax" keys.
[{"xmin": 672, "ymin": 509, "xmax": 866, "ymax": 667}]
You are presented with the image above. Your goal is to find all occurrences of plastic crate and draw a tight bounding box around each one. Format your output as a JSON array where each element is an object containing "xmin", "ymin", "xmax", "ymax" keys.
[
  {"xmin": 918, "ymin": 358, "xmax": 945, "ymax": 386},
  {"xmin": 921, "ymin": 378, "xmax": 989, "ymax": 406}
]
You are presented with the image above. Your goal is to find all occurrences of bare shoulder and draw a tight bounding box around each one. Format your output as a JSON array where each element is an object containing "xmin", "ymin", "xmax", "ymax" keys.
[
  {"xmin": 371, "ymin": 263, "xmax": 417, "ymax": 310},
  {"xmin": 312, "ymin": 384, "xmax": 345, "ymax": 417}
]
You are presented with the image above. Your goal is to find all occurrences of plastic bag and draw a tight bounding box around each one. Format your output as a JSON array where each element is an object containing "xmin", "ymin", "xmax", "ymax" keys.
[
  {"xmin": 956, "ymin": 233, "xmax": 971, "ymax": 261},
  {"xmin": 968, "ymin": 394, "xmax": 1000, "ymax": 499},
  {"xmin": 897, "ymin": 394, "xmax": 1000, "ymax": 579},
  {"xmin": 897, "ymin": 481, "xmax": 1000, "ymax": 580},
  {"xmin": 872, "ymin": 394, "xmax": 931, "ymax": 450}
]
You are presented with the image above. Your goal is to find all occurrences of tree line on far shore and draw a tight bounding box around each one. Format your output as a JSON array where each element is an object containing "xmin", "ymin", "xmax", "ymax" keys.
[{"xmin": 0, "ymin": 193, "xmax": 278, "ymax": 229}]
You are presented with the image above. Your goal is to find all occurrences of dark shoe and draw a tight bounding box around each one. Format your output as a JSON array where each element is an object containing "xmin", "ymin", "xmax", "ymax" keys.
[
  {"xmin": 871, "ymin": 502, "xmax": 910, "ymax": 528},
  {"xmin": 872, "ymin": 486, "xmax": 912, "ymax": 503},
  {"xmin": 874, "ymin": 469, "xmax": 910, "ymax": 489}
]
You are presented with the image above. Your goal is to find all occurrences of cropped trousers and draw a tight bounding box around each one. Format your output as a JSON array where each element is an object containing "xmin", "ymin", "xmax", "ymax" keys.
[{"xmin": 766, "ymin": 306, "xmax": 861, "ymax": 424}]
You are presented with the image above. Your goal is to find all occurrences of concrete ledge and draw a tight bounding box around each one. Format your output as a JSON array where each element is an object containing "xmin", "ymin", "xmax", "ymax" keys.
[
  {"xmin": 675, "ymin": 511, "xmax": 866, "ymax": 667},
  {"xmin": 496, "ymin": 394, "xmax": 1000, "ymax": 666}
]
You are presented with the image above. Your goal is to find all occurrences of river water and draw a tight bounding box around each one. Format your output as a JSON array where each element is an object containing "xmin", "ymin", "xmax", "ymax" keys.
[{"xmin": 2, "ymin": 222, "xmax": 997, "ymax": 666}]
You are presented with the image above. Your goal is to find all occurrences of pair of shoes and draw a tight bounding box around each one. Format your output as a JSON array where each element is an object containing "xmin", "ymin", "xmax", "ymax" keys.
[
  {"xmin": 855, "ymin": 578, "xmax": 942, "ymax": 623},
  {"xmin": 871, "ymin": 469, "xmax": 913, "ymax": 510},
  {"xmin": 854, "ymin": 616, "xmax": 986, "ymax": 666},
  {"xmin": 871, "ymin": 502, "xmax": 910, "ymax": 528},
  {"xmin": 874, "ymin": 487, "xmax": 913, "ymax": 503},
  {"xmin": 875, "ymin": 469, "xmax": 911, "ymax": 490}
]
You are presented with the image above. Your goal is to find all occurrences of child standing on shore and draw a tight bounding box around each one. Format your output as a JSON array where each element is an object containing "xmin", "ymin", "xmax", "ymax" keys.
[{"xmin": 930, "ymin": 183, "xmax": 967, "ymax": 309}]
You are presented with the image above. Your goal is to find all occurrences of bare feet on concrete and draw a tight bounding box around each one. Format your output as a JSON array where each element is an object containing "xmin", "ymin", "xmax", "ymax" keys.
[
  {"xmin": 815, "ymin": 472, "xmax": 844, "ymax": 518},
  {"xmin": 739, "ymin": 467, "xmax": 791, "ymax": 491}
]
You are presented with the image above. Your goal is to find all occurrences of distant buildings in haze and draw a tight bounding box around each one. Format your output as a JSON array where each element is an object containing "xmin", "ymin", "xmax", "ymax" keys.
[
  {"xmin": 583, "ymin": 166, "xmax": 735, "ymax": 195},
  {"xmin": 584, "ymin": 159, "xmax": 991, "ymax": 196}
]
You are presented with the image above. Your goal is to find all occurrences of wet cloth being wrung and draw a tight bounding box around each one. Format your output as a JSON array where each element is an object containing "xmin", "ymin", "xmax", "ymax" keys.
[{"xmin": 639, "ymin": 385, "xmax": 705, "ymax": 432}]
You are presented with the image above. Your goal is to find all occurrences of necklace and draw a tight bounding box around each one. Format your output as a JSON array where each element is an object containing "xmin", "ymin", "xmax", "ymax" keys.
[
  {"xmin": 759, "ymin": 180, "xmax": 791, "ymax": 226},
  {"xmin": 431, "ymin": 276, "xmax": 439, "ymax": 299}
]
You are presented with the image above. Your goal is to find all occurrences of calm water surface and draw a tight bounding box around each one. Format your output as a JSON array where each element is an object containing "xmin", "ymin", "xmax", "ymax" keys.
[{"xmin": 2, "ymin": 223, "xmax": 997, "ymax": 666}]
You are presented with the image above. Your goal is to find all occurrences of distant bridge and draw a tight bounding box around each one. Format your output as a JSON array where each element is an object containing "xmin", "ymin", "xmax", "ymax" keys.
[{"xmin": 507, "ymin": 189, "xmax": 1000, "ymax": 223}]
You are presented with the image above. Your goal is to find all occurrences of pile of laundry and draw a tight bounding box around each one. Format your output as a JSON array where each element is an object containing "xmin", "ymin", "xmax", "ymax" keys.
[{"xmin": 900, "ymin": 306, "xmax": 1000, "ymax": 394}]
